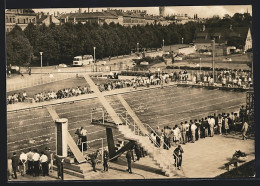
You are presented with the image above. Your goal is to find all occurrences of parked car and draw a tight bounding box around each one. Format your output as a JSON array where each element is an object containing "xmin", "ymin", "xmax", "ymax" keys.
[
  {"xmin": 58, "ymin": 64, "xmax": 68, "ymax": 67},
  {"xmin": 223, "ymin": 58, "xmax": 232, "ymax": 62},
  {"xmin": 140, "ymin": 61, "xmax": 149, "ymax": 65},
  {"xmin": 174, "ymin": 56, "xmax": 183, "ymax": 61}
]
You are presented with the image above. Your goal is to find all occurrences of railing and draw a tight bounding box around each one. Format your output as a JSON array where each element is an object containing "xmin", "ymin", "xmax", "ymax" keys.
[
  {"xmin": 80, "ymin": 138, "xmax": 104, "ymax": 163},
  {"xmin": 145, "ymin": 123, "xmax": 179, "ymax": 170},
  {"xmin": 117, "ymin": 112, "xmax": 179, "ymax": 172}
]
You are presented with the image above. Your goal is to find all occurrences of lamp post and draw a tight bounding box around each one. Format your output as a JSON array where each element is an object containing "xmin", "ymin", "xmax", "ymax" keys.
[
  {"xmin": 199, "ymin": 58, "xmax": 201, "ymax": 74},
  {"xmin": 182, "ymin": 37, "xmax": 184, "ymax": 44},
  {"xmin": 137, "ymin": 42, "xmax": 139, "ymax": 53},
  {"xmin": 93, "ymin": 47, "xmax": 96, "ymax": 63},
  {"xmin": 40, "ymin": 52, "xmax": 43, "ymax": 83},
  {"xmin": 212, "ymin": 39, "xmax": 215, "ymax": 83},
  {"xmin": 162, "ymin": 39, "xmax": 164, "ymax": 50}
]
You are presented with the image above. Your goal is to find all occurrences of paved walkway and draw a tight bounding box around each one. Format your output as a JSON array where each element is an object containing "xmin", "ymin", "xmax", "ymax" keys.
[
  {"xmin": 8, "ymin": 132, "xmax": 255, "ymax": 181},
  {"xmin": 180, "ymin": 133, "xmax": 255, "ymax": 178}
]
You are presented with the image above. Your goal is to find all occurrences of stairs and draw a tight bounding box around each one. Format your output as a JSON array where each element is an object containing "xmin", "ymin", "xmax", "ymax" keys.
[
  {"xmin": 117, "ymin": 124, "xmax": 178, "ymax": 177},
  {"xmin": 83, "ymin": 74, "xmax": 182, "ymax": 177}
]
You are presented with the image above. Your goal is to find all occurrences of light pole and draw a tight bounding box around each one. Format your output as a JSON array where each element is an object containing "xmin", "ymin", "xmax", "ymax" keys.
[
  {"xmin": 137, "ymin": 42, "xmax": 139, "ymax": 53},
  {"xmin": 212, "ymin": 39, "xmax": 215, "ymax": 83},
  {"xmin": 199, "ymin": 58, "xmax": 201, "ymax": 74},
  {"xmin": 93, "ymin": 47, "xmax": 96, "ymax": 63},
  {"xmin": 40, "ymin": 52, "xmax": 43, "ymax": 83},
  {"xmin": 182, "ymin": 37, "xmax": 184, "ymax": 44},
  {"xmin": 162, "ymin": 39, "xmax": 164, "ymax": 50}
]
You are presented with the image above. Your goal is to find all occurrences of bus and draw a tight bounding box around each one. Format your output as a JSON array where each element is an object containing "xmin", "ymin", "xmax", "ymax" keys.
[{"xmin": 73, "ymin": 55, "xmax": 94, "ymax": 66}]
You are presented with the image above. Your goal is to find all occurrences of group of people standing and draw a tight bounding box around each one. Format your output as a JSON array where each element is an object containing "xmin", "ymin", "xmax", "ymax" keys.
[{"xmin": 8, "ymin": 147, "xmax": 53, "ymax": 180}]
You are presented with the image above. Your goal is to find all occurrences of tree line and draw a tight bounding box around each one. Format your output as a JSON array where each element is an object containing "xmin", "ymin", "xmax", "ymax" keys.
[{"xmin": 6, "ymin": 12, "xmax": 251, "ymax": 66}]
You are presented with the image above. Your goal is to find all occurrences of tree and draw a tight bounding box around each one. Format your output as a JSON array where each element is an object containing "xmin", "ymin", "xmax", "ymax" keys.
[{"xmin": 6, "ymin": 25, "xmax": 33, "ymax": 66}]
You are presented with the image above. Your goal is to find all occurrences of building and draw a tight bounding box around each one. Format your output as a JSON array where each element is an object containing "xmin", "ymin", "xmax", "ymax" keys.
[
  {"xmin": 244, "ymin": 28, "xmax": 252, "ymax": 51},
  {"xmin": 37, "ymin": 12, "xmax": 60, "ymax": 26},
  {"xmin": 57, "ymin": 8, "xmax": 173, "ymax": 27},
  {"xmin": 159, "ymin": 7, "xmax": 165, "ymax": 17},
  {"xmin": 5, "ymin": 9, "xmax": 37, "ymax": 32},
  {"xmin": 193, "ymin": 24, "xmax": 252, "ymax": 55}
]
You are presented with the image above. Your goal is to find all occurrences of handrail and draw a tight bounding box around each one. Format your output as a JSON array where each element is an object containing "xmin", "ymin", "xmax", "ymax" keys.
[
  {"xmin": 145, "ymin": 123, "xmax": 179, "ymax": 167},
  {"xmin": 117, "ymin": 112, "xmax": 178, "ymax": 171},
  {"xmin": 145, "ymin": 124, "xmax": 179, "ymax": 170}
]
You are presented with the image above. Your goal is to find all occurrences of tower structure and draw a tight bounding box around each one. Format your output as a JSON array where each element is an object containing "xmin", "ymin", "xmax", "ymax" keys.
[{"xmin": 159, "ymin": 6, "xmax": 165, "ymax": 17}]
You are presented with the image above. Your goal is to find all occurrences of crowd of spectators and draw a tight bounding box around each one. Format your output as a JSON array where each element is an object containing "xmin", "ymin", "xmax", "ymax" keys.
[
  {"xmin": 150, "ymin": 105, "xmax": 249, "ymax": 150},
  {"xmin": 190, "ymin": 70, "xmax": 252, "ymax": 88},
  {"xmin": 7, "ymin": 69, "xmax": 252, "ymax": 105},
  {"xmin": 7, "ymin": 91, "xmax": 27, "ymax": 105},
  {"xmin": 33, "ymin": 86, "xmax": 94, "ymax": 103}
]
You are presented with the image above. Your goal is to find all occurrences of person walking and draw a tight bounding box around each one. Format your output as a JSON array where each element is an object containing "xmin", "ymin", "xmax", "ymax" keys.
[
  {"xmin": 126, "ymin": 149, "xmax": 133, "ymax": 174},
  {"xmin": 26, "ymin": 148, "xmax": 34, "ymax": 175},
  {"xmin": 39, "ymin": 152, "xmax": 49, "ymax": 176},
  {"xmin": 173, "ymin": 145, "xmax": 184, "ymax": 170},
  {"xmin": 241, "ymin": 121, "xmax": 249, "ymax": 140},
  {"xmin": 11, "ymin": 152, "xmax": 19, "ymax": 179}
]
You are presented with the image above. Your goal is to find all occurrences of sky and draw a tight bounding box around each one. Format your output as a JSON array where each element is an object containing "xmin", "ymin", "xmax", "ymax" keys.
[{"xmin": 33, "ymin": 5, "xmax": 252, "ymax": 18}]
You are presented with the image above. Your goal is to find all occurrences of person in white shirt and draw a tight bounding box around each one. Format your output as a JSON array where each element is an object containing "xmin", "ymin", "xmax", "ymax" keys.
[
  {"xmin": 80, "ymin": 127, "xmax": 88, "ymax": 151},
  {"xmin": 209, "ymin": 116, "xmax": 215, "ymax": 137},
  {"xmin": 40, "ymin": 152, "xmax": 49, "ymax": 176},
  {"xmin": 26, "ymin": 148, "xmax": 34, "ymax": 175},
  {"xmin": 32, "ymin": 149, "xmax": 40, "ymax": 177},
  {"xmin": 19, "ymin": 151, "xmax": 27, "ymax": 176},
  {"xmin": 190, "ymin": 122, "xmax": 197, "ymax": 143}
]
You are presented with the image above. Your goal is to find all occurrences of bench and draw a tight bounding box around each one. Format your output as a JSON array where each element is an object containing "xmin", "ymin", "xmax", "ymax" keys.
[{"xmin": 225, "ymin": 159, "xmax": 238, "ymax": 171}]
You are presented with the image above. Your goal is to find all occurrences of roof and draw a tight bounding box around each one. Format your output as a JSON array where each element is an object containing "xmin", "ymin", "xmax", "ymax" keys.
[
  {"xmin": 37, "ymin": 15, "xmax": 48, "ymax": 23},
  {"xmin": 58, "ymin": 12, "xmax": 118, "ymax": 20},
  {"xmin": 194, "ymin": 26, "xmax": 250, "ymax": 44}
]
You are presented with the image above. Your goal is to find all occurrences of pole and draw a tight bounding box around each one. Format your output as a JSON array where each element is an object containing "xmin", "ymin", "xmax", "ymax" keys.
[
  {"xmin": 182, "ymin": 38, "xmax": 184, "ymax": 44},
  {"xmin": 212, "ymin": 39, "xmax": 215, "ymax": 83},
  {"xmin": 93, "ymin": 47, "xmax": 96, "ymax": 64},
  {"xmin": 163, "ymin": 39, "xmax": 164, "ymax": 50},
  {"xmin": 199, "ymin": 58, "xmax": 201, "ymax": 74},
  {"xmin": 101, "ymin": 138, "xmax": 104, "ymax": 164},
  {"xmin": 251, "ymin": 53, "xmax": 253, "ymax": 82},
  {"xmin": 40, "ymin": 52, "xmax": 43, "ymax": 84}
]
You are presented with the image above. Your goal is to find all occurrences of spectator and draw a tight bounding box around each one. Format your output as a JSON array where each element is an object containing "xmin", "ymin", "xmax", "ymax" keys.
[
  {"xmin": 39, "ymin": 152, "xmax": 49, "ymax": 176},
  {"xmin": 241, "ymin": 121, "xmax": 249, "ymax": 140},
  {"xmin": 32, "ymin": 149, "xmax": 40, "ymax": 177},
  {"xmin": 11, "ymin": 152, "xmax": 19, "ymax": 179},
  {"xmin": 126, "ymin": 149, "xmax": 133, "ymax": 174},
  {"xmin": 103, "ymin": 149, "xmax": 109, "ymax": 172},
  {"xmin": 173, "ymin": 145, "xmax": 184, "ymax": 170},
  {"xmin": 19, "ymin": 151, "xmax": 27, "ymax": 176},
  {"xmin": 190, "ymin": 122, "xmax": 197, "ymax": 143},
  {"xmin": 26, "ymin": 148, "xmax": 34, "ymax": 175}
]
